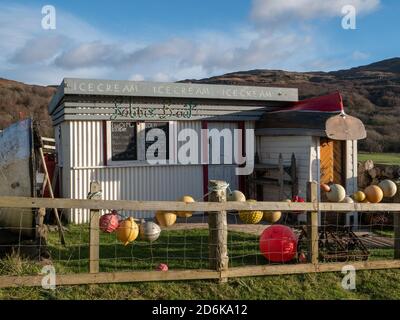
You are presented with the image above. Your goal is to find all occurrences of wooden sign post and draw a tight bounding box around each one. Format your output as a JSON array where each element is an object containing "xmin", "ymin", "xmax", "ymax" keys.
[{"xmin": 307, "ymin": 181, "xmax": 319, "ymax": 264}]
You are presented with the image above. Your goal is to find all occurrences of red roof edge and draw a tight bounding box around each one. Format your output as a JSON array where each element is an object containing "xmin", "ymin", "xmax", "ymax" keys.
[{"xmin": 274, "ymin": 91, "xmax": 344, "ymax": 113}]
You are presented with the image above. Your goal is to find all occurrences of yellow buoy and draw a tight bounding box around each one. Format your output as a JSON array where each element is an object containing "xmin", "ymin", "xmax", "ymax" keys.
[
  {"xmin": 116, "ymin": 217, "xmax": 139, "ymax": 245},
  {"xmin": 353, "ymin": 191, "xmax": 366, "ymax": 202},
  {"xmin": 155, "ymin": 211, "xmax": 177, "ymax": 227},
  {"xmin": 176, "ymin": 195, "xmax": 195, "ymax": 218},
  {"xmin": 263, "ymin": 211, "xmax": 282, "ymax": 224},
  {"xmin": 239, "ymin": 199, "xmax": 263, "ymax": 224}
]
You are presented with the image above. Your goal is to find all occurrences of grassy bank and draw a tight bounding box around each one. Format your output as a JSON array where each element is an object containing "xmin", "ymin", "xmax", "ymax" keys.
[{"xmin": 358, "ymin": 152, "xmax": 400, "ymax": 165}]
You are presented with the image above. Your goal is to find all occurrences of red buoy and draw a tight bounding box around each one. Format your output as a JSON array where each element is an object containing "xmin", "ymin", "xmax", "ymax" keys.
[
  {"xmin": 259, "ymin": 225, "xmax": 298, "ymax": 263},
  {"xmin": 99, "ymin": 210, "xmax": 119, "ymax": 233}
]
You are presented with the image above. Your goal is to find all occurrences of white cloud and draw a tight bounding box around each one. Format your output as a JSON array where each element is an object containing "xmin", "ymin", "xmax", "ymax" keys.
[
  {"xmin": 251, "ymin": 0, "xmax": 380, "ymax": 23},
  {"xmin": 129, "ymin": 74, "xmax": 145, "ymax": 81}
]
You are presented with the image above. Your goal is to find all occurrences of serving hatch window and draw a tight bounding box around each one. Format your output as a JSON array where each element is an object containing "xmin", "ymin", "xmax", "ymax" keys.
[
  {"xmin": 111, "ymin": 122, "xmax": 137, "ymax": 161},
  {"xmin": 108, "ymin": 121, "xmax": 170, "ymax": 164}
]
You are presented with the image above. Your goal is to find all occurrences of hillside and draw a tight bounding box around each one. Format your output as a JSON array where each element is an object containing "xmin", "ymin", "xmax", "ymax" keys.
[
  {"xmin": 1, "ymin": 58, "xmax": 400, "ymax": 151},
  {"xmin": 0, "ymin": 78, "xmax": 56, "ymax": 137},
  {"xmin": 184, "ymin": 57, "xmax": 400, "ymax": 152}
]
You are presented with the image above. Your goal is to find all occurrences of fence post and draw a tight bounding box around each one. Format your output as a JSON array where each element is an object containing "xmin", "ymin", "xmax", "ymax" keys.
[
  {"xmin": 208, "ymin": 180, "xmax": 229, "ymax": 282},
  {"xmin": 307, "ymin": 181, "xmax": 319, "ymax": 264},
  {"xmin": 395, "ymin": 213, "xmax": 400, "ymax": 259},
  {"xmin": 88, "ymin": 181, "xmax": 102, "ymax": 273}
]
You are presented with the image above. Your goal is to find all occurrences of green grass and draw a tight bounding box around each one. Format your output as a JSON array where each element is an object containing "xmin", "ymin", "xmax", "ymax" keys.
[
  {"xmin": 0, "ymin": 225, "xmax": 399, "ymax": 300},
  {"xmin": 358, "ymin": 152, "xmax": 400, "ymax": 165}
]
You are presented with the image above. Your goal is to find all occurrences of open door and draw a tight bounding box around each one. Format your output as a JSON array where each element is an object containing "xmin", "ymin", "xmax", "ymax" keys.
[{"xmin": 320, "ymin": 138, "xmax": 346, "ymax": 186}]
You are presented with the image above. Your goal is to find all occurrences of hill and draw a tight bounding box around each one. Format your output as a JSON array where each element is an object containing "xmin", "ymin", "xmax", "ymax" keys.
[
  {"xmin": 183, "ymin": 57, "xmax": 400, "ymax": 152},
  {"xmin": 1, "ymin": 57, "xmax": 400, "ymax": 151}
]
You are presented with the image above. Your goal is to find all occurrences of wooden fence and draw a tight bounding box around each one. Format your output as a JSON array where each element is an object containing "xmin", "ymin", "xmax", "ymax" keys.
[{"xmin": 0, "ymin": 181, "xmax": 400, "ymax": 288}]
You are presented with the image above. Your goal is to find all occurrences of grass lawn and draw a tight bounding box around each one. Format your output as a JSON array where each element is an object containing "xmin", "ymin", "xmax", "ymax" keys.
[
  {"xmin": 0, "ymin": 225, "xmax": 399, "ymax": 300},
  {"xmin": 358, "ymin": 152, "xmax": 400, "ymax": 165}
]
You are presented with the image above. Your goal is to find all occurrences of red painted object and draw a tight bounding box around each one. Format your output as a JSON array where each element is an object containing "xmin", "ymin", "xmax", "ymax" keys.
[
  {"xmin": 156, "ymin": 263, "xmax": 168, "ymax": 271},
  {"xmin": 99, "ymin": 210, "xmax": 119, "ymax": 233},
  {"xmin": 291, "ymin": 195, "xmax": 305, "ymax": 214},
  {"xmin": 259, "ymin": 225, "xmax": 298, "ymax": 263}
]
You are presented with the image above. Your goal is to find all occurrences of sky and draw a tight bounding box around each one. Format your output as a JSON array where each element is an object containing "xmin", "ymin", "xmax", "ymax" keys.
[{"xmin": 0, "ymin": 0, "xmax": 399, "ymax": 85}]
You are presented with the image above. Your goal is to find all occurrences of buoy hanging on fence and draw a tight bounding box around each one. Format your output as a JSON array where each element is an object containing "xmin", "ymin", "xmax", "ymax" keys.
[
  {"xmin": 263, "ymin": 211, "xmax": 282, "ymax": 224},
  {"xmin": 139, "ymin": 220, "xmax": 161, "ymax": 242},
  {"xmin": 176, "ymin": 195, "xmax": 195, "ymax": 218},
  {"xmin": 259, "ymin": 225, "xmax": 297, "ymax": 263},
  {"xmin": 155, "ymin": 211, "xmax": 177, "ymax": 227},
  {"xmin": 364, "ymin": 185, "xmax": 384, "ymax": 203},
  {"xmin": 325, "ymin": 184, "xmax": 346, "ymax": 202},
  {"xmin": 341, "ymin": 196, "xmax": 354, "ymax": 204},
  {"xmin": 239, "ymin": 199, "xmax": 263, "ymax": 224},
  {"xmin": 378, "ymin": 179, "xmax": 397, "ymax": 198},
  {"xmin": 99, "ymin": 210, "xmax": 119, "ymax": 233},
  {"xmin": 116, "ymin": 217, "xmax": 139, "ymax": 245},
  {"xmin": 227, "ymin": 190, "xmax": 246, "ymax": 202}
]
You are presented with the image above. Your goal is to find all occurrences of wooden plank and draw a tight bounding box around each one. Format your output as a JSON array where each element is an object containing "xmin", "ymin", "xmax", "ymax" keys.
[
  {"xmin": 1, "ymin": 196, "xmax": 400, "ymax": 212},
  {"xmin": 208, "ymin": 180, "xmax": 229, "ymax": 282},
  {"xmin": 320, "ymin": 138, "xmax": 333, "ymax": 184},
  {"xmin": 88, "ymin": 182, "xmax": 102, "ymax": 273},
  {"xmin": 307, "ymin": 181, "xmax": 319, "ymax": 264},
  {"xmin": 1, "ymin": 260, "xmax": 400, "ymax": 288}
]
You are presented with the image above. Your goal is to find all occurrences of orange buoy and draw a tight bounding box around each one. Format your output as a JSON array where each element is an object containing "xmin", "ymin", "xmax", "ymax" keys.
[
  {"xmin": 320, "ymin": 183, "xmax": 331, "ymax": 193},
  {"xmin": 176, "ymin": 195, "xmax": 195, "ymax": 218},
  {"xmin": 364, "ymin": 185, "xmax": 384, "ymax": 203},
  {"xmin": 155, "ymin": 211, "xmax": 177, "ymax": 227},
  {"xmin": 116, "ymin": 217, "xmax": 139, "ymax": 245}
]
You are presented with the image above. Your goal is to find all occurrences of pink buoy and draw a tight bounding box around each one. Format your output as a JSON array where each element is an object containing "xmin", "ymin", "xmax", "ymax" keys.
[
  {"xmin": 99, "ymin": 210, "xmax": 119, "ymax": 233},
  {"xmin": 156, "ymin": 263, "xmax": 168, "ymax": 271},
  {"xmin": 259, "ymin": 225, "xmax": 298, "ymax": 263},
  {"xmin": 292, "ymin": 195, "xmax": 305, "ymax": 214}
]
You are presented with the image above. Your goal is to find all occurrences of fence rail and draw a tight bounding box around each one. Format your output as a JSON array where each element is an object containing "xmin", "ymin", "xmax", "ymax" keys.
[{"xmin": 0, "ymin": 180, "xmax": 400, "ymax": 289}]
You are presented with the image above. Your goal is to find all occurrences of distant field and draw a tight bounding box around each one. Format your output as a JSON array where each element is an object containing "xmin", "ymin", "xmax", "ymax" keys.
[{"xmin": 358, "ymin": 152, "xmax": 400, "ymax": 165}]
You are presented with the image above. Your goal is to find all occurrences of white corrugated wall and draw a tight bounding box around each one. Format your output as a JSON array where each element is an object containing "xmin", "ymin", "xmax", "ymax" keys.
[{"xmin": 60, "ymin": 121, "xmax": 205, "ymax": 223}]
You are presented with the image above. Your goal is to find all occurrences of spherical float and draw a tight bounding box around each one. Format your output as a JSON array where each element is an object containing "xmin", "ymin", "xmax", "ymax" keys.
[
  {"xmin": 99, "ymin": 210, "xmax": 119, "ymax": 233},
  {"xmin": 263, "ymin": 211, "xmax": 282, "ymax": 224},
  {"xmin": 378, "ymin": 179, "xmax": 397, "ymax": 198},
  {"xmin": 239, "ymin": 199, "xmax": 263, "ymax": 224},
  {"xmin": 320, "ymin": 183, "xmax": 331, "ymax": 193},
  {"xmin": 156, "ymin": 263, "xmax": 168, "ymax": 271},
  {"xmin": 353, "ymin": 191, "xmax": 366, "ymax": 202},
  {"xmin": 227, "ymin": 190, "xmax": 246, "ymax": 202},
  {"xmin": 364, "ymin": 185, "xmax": 384, "ymax": 203},
  {"xmin": 341, "ymin": 196, "xmax": 354, "ymax": 204},
  {"xmin": 139, "ymin": 220, "xmax": 161, "ymax": 242},
  {"xmin": 325, "ymin": 184, "xmax": 346, "ymax": 202},
  {"xmin": 259, "ymin": 225, "xmax": 297, "ymax": 263},
  {"xmin": 176, "ymin": 195, "xmax": 195, "ymax": 218},
  {"xmin": 155, "ymin": 211, "xmax": 177, "ymax": 227},
  {"xmin": 116, "ymin": 217, "xmax": 139, "ymax": 245}
]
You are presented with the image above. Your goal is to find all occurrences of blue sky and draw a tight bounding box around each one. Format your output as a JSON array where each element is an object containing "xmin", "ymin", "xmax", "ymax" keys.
[{"xmin": 0, "ymin": 0, "xmax": 398, "ymax": 85}]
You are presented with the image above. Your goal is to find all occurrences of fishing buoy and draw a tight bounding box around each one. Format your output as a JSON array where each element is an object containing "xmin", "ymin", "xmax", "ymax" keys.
[
  {"xmin": 155, "ymin": 211, "xmax": 177, "ymax": 227},
  {"xmin": 139, "ymin": 220, "xmax": 161, "ymax": 242},
  {"xmin": 116, "ymin": 217, "xmax": 139, "ymax": 245},
  {"xmin": 364, "ymin": 185, "xmax": 383, "ymax": 203},
  {"xmin": 263, "ymin": 211, "xmax": 282, "ymax": 224},
  {"xmin": 378, "ymin": 179, "xmax": 397, "ymax": 198},
  {"xmin": 353, "ymin": 191, "xmax": 366, "ymax": 202},
  {"xmin": 341, "ymin": 196, "xmax": 354, "ymax": 204},
  {"xmin": 325, "ymin": 184, "xmax": 346, "ymax": 202},
  {"xmin": 176, "ymin": 195, "xmax": 195, "ymax": 218},
  {"xmin": 99, "ymin": 210, "xmax": 119, "ymax": 233},
  {"xmin": 227, "ymin": 190, "xmax": 246, "ymax": 202},
  {"xmin": 259, "ymin": 225, "xmax": 297, "ymax": 263},
  {"xmin": 320, "ymin": 183, "xmax": 331, "ymax": 193},
  {"xmin": 239, "ymin": 199, "xmax": 263, "ymax": 224}
]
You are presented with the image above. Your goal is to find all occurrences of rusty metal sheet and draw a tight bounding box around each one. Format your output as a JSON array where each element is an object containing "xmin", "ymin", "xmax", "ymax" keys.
[
  {"xmin": 325, "ymin": 114, "xmax": 367, "ymax": 141},
  {"xmin": 0, "ymin": 119, "xmax": 35, "ymax": 239}
]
